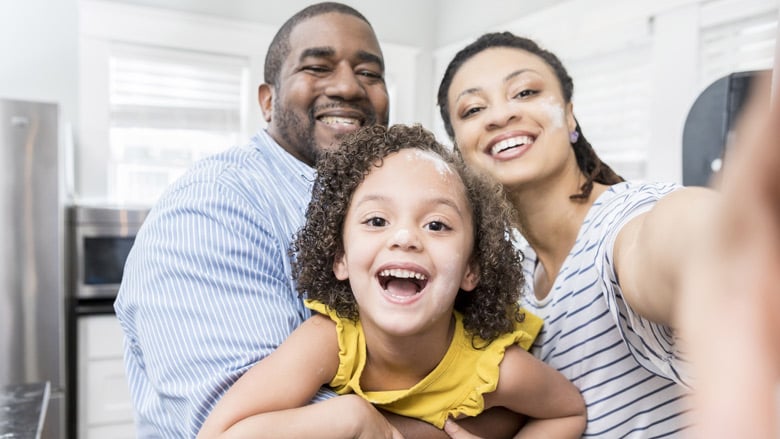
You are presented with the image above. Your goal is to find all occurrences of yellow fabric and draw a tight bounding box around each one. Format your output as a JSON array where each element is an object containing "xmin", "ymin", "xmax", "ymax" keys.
[{"xmin": 304, "ymin": 299, "xmax": 543, "ymax": 428}]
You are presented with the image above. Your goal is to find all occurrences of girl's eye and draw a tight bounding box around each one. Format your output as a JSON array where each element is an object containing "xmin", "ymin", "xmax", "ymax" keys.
[
  {"xmin": 426, "ymin": 221, "xmax": 450, "ymax": 232},
  {"xmin": 365, "ymin": 217, "xmax": 387, "ymax": 227}
]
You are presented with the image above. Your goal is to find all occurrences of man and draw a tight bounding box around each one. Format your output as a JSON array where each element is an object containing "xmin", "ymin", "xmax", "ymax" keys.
[{"xmin": 115, "ymin": 3, "xmax": 517, "ymax": 437}]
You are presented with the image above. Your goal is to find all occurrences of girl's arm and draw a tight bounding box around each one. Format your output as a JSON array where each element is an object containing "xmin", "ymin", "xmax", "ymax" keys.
[
  {"xmin": 197, "ymin": 314, "xmax": 400, "ymax": 439},
  {"xmin": 484, "ymin": 346, "xmax": 586, "ymax": 439}
]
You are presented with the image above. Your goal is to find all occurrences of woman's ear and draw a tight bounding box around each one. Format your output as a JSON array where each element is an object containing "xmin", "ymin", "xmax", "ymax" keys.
[
  {"xmin": 566, "ymin": 102, "xmax": 577, "ymax": 133},
  {"xmin": 333, "ymin": 251, "xmax": 349, "ymax": 281},
  {"xmin": 460, "ymin": 261, "xmax": 480, "ymax": 292},
  {"xmin": 258, "ymin": 83, "xmax": 273, "ymax": 123}
]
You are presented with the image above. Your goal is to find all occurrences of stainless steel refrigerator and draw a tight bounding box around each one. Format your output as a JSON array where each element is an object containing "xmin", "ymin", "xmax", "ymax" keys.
[{"xmin": 0, "ymin": 98, "xmax": 64, "ymax": 438}]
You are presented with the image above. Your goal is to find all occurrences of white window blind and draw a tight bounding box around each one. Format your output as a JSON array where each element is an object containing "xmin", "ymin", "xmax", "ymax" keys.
[
  {"xmin": 564, "ymin": 42, "xmax": 653, "ymax": 181},
  {"xmin": 700, "ymin": 1, "xmax": 778, "ymax": 87},
  {"xmin": 108, "ymin": 44, "xmax": 248, "ymax": 205}
]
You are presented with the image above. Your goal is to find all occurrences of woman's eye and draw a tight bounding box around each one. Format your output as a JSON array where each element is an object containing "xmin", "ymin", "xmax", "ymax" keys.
[
  {"xmin": 426, "ymin": 221, "xmax": 450, "ymax": 232},
  {"xmin": 461, "ymin": 106, "xmax": 483, "ymax": 118},
  {"xmin": 514, "ymin": 89, "xmax": 538, "ymax": 99}
]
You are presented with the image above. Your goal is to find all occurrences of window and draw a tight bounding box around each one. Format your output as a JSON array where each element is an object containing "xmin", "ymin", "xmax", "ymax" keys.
[
  {"xmin": 699, "ymin": 1, "xmax": 778, "ymax": 87},
  {"xmin": 108, "ymin": 44, "xmax": 248, "ymax": 204},
  {"xmin": 565, "ymin": 43, "xmax": 653, "ymax": 180}
]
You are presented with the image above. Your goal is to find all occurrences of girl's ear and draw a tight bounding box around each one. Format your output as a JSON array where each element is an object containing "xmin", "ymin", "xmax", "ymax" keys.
[
  {"xmin": 460, "ymin": 261, "xmax": 480, "ymax": 292},
  {"xmin": 332, "ymin": 251, "xmax": 349, "ymax": 281}
]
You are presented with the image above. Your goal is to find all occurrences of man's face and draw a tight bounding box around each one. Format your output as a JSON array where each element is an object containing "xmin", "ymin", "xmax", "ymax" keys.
[{"xmin": 264, "ymin": 12, "xmax": 390, "ymax": 166}]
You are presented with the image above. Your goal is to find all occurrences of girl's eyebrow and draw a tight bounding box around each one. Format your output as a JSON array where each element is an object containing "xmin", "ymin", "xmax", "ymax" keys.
[
  {"xmin": 352, "ymin": 194, "xmax": 467, "ymax": 219},
  {"xmin": 454, "ymin": 68, "xmax": 537, "ymax": 104}
]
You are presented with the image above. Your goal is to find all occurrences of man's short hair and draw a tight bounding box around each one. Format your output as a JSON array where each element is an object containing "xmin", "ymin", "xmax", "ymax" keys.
[{"xmin": 264, "ymin": 2, "xmax": 373, "ymax": 88}]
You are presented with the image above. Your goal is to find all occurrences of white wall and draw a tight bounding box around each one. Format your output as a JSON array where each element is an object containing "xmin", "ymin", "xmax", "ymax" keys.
[
  {"xmin": 0, "ymin": 0, "xmax": 79, "ymax": 130},
  {"xmin": 2, "ymin": 0, "xmax": 776, "ymax": 200}
]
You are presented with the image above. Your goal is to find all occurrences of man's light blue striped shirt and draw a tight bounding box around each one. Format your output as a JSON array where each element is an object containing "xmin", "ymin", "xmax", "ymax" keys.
[{"xmin": 114, "ymin": 130, "xmax": 331, "ymax": 438}]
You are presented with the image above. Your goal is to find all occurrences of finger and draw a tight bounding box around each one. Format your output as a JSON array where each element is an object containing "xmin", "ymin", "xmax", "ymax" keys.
[{"xmin": 443, "ymin": 419, "xmax": 481, "ymax": 439}]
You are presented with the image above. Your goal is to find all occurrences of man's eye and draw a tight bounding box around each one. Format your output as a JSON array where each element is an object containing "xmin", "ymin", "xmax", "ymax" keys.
[
  {"xmin": 303, "ymin": 65, "xmax": 329, "ymax": 73},
  {"xmin": 358, "ymin": 70, "xmax": 383, "ymax": 79}
]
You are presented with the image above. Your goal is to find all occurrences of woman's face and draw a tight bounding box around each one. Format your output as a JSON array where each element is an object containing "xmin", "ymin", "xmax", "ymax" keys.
[{"xmin": 446, "ymin": 47, "xmax": 577, "ymax": 190}]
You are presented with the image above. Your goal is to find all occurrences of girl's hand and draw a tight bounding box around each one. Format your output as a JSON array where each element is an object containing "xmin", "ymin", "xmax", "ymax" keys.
[{"xmin": 338, "ymin": 394, "xmax": 405, "ymax": 439}]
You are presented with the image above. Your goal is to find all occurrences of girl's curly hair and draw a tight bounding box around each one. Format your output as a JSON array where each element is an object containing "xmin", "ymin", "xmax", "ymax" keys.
[{"xmin": 290, "ymin": 124, "xmax": 525, "ymax": 343}]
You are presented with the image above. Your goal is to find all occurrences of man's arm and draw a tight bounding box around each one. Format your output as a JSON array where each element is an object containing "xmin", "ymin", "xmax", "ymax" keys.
[{"xmin": 116, "ymin": 182, "xmax": 313, "ymax": 436}]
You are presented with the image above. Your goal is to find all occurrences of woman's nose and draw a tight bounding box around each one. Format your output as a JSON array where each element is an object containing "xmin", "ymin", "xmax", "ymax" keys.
[{"xmin": 485, "ymin": 100, "xmax": 518, "ymax": 129}]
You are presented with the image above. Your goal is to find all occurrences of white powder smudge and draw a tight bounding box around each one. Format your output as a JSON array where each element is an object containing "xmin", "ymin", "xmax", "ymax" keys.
[
  {"xmin": 538, "ymin": 96, "xmax": 566, "ymax": 130},
  {"xmin": 408, "ymin": 149, "xmax": 454, "ymax": 178}
]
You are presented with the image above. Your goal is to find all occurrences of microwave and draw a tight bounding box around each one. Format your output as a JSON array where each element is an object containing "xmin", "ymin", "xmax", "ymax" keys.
[{"xmin": 66, "ymin": 205, "xmax": 149, "ymax": 299}]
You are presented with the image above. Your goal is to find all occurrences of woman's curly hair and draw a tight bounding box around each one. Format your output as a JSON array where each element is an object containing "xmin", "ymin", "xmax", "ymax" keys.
[{"xmin": 290, "ymin": 124, "xmax": 526, "ymax": 343}]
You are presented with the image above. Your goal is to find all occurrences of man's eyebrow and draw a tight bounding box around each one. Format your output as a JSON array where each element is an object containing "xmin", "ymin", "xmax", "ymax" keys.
[
  {"xmin": 300, "ymin": 47, "xmax": 335, "ymax": 61},
  {"xmin": 356, "ymin": 50, "xmax": 384, "ymax": 70},
  {"xmin": 299, "ymin": 47, "xmax": 384, "ymax": 71}
]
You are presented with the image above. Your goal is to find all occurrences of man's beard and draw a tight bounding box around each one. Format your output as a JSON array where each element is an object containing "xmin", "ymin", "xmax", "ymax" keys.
[
  {"xmin": 273, "ymin": 101, "xmax": 381, "ymax": 165},
  {"xmin": 274, "ymin": 103, "xmax": 320, "ymax": 165}
]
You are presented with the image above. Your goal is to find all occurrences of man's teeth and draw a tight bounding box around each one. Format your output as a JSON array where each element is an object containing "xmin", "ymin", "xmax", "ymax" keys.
[
  {"xmin": 320, "ymin": 116, "xmax": 359, "ymax": 126},
  {"xmin": 491, "ymin": 135, "xmax": 533, "ymax": 155},
  {"xmin": 379, "ymin": 268, "xmax": 427, "ymax": 280}
]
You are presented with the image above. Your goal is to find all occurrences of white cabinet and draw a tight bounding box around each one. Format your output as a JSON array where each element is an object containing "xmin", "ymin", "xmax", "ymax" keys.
[{"xmin": 77, "ymin": 314, "xmax": 136, "ymax": 438}]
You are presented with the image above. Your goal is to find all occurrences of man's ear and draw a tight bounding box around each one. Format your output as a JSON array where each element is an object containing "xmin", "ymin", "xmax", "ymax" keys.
[
  {"xmin": 460, "ymin": 261, "xmax": 480, "ymax": 292},
  {"xmin": 258, "ymin": 83, "xmax": 273, "ymax": 123},
  {"xmin": 333, "ymin": 251, "xmax": 349, "ymax": 281}
]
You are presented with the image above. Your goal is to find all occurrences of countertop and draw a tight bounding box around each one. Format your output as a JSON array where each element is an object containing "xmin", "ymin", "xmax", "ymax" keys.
[{"xmin": 0, "ymin": 382, "xmax": 50, "ymax": 439}]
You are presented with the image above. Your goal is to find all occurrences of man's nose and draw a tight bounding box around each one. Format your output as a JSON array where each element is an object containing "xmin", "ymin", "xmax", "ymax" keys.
[{"xmin": 324, "ymin": 63, "xmax": 368, "ymax": 101}]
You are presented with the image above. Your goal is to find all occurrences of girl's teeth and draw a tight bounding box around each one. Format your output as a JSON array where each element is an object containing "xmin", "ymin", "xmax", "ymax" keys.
[{"xmin": 379, "ymin": 268, "xmax": 427, "ymax": 280}]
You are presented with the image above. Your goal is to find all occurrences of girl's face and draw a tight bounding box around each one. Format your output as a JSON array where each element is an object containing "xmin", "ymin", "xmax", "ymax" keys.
[
  {"xmin": 333, "ymin": 148, "xmax": 479, "ymax": 338},
  {"xmin": 446, "ymin": 47, "xmax": 578, "ymax": 191}
]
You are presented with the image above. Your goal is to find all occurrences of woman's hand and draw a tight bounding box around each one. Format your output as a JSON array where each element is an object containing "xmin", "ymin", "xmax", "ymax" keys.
[
  {"xmin": 679, "ymin": 72, "xmax": 780, "ymax": 439},
  {"xmin": 443, "ymin": 419, "xmax": 483, "ymax": 439}
]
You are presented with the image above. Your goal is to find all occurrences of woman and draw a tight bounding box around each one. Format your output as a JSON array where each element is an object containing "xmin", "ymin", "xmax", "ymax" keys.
[{"xmin": 436, "ymin": 32, "xmax": 698, "ymax": 437}]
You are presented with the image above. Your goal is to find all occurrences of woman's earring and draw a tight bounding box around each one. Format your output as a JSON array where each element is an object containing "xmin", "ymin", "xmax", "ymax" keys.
[{"xmin": 569, "ymin": 131, "xmax": 579, "ymax": 144}]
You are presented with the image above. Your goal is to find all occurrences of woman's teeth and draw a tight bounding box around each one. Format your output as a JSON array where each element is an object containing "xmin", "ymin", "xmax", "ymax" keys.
[{"xmin": 491, "ymin": 135, "xmax": 534, "ymax": 155}]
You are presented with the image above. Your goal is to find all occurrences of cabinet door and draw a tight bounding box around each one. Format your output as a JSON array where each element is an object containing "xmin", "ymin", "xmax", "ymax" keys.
[{"xmin": 77, "ymin": 315, "xmax": 136, "ymax": 437}]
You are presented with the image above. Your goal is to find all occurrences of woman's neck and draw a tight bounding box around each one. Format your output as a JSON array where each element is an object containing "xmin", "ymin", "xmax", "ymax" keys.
[{"xmin": 509, "ymin": 176, "xmax": 608, "ymax": 299}]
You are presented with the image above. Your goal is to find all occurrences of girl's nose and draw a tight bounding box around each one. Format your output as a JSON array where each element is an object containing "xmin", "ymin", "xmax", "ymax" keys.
[{"xmin": 389, "ymin": 227, "xmax": 421, "ymax": 250}]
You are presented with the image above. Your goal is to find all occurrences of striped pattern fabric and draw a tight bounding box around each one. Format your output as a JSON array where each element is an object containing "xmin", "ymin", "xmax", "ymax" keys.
[
  {"xmin": 114, "ymin": 130, "xmax": 334, "ymax": 438},
  {"xmin": 518, "ymin": 181, "xmax": 693, "ymax": 438}
]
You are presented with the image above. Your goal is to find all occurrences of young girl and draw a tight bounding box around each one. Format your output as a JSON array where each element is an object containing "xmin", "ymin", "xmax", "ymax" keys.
[{"xmin": 197, "ymin": 124, "xmax": 586, "ymax": 438}]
